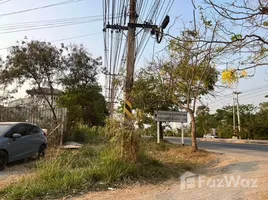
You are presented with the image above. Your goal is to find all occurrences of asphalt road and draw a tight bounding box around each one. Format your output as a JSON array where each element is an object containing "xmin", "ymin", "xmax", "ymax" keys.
[{"xmin": 166, "ymin": 137, "xmax": 268, "ymax": 159}]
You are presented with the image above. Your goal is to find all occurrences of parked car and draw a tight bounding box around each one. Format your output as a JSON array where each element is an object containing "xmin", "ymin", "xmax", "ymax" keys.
[
  {"xmin": 0, "ymin": 122, "xmax": 47, "ymax": 170},
  {"xmin": 203, "ymin": 134, "xmax": 218, "ymax": 138}
]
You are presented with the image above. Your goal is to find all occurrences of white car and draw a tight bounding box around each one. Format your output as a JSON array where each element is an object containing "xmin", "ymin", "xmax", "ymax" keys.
[{"xmin": 203, "ymin": 134, "xmax": 218, "ymax": 138}]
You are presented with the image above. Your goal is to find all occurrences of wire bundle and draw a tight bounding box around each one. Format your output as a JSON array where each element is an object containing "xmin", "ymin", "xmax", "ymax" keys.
[{"xmin": 102, "ymin": 0, "xmax": 175, "ymax": 107}]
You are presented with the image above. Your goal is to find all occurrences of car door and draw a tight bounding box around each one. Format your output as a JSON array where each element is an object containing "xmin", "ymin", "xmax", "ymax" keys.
[
  {"xmin": 4, "ymin": 124, "xmax": 29, "ymax": 162},
  {"xmin": 25, "ymin": 125, "xmax": 42, "ymax": 156}
]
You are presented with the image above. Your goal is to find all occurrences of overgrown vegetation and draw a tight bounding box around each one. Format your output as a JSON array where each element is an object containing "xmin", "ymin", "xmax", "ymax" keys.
[
  {"xmin": 0, "ymin": 127, "xmax": 214, "ymax": 200},
  {"xmin": 66, "ymin": 126, "xmax": 106, "ymax": 144},
  {"xmin": 196, "ymin": 103, "xmax": 268, "ymax": 139}
]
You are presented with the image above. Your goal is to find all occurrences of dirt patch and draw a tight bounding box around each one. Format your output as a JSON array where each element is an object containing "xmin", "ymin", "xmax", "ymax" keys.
[
  {"xmin": 67, "ymin": 154, "xmax": 268, "ymax": 200},
  {"xmin": 0, "ymin": 160, "xmax": 34, "ymax": 190}
]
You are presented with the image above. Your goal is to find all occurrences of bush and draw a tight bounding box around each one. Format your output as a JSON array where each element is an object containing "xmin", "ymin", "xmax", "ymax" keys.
[
  {"xmin": 164, "ymin": 129, "xmax": 177, "ymax": 136},
  {"xmin": 67, "ymin": 127, "xmax": 106, "ymax": 144}
]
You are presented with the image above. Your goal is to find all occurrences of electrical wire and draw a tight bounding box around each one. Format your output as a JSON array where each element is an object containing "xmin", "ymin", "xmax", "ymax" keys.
[
  {"xmin": 0, "ymin": 0, "xmax": 84, "ymax": 18},
  {"xmin": 102, "ymin": 0, "xmax": 175, "ymax": 106},
  {"xmin": 207, "ymin": 85, "xmax": 268, "ymax": 107},
  {"xmin": 0, "ymin": 0, "xmax": 10, "ymax": 5},
  {"xmin": 0, "ymin": 18, "xmax": 104, "ymax": 35},
  {"xmin": 0, "ymin": 32, "xmax": 101, "ymax": 51}
]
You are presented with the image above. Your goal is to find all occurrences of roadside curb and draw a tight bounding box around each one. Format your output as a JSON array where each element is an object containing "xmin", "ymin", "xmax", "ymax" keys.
[{"xmin": 200, "ymin": 138, "xmax": 268, "ymax": 145}]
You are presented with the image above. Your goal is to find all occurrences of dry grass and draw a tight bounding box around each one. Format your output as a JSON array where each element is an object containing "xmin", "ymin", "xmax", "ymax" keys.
[
  {"xmin": 141, "ymin": 140, "xmax": 216, "ymax": 178},
  {"xmin": 0, "ymin": 139, "xmax": 215, "ymax": 200}
]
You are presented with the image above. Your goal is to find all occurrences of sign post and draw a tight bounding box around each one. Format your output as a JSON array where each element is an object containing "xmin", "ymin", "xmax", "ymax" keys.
[
  {"xmin": 181, "ymin": 122, "xmax": 184, "ymax": 146},
  {"xmin": 154, "ymin": 110, "xmax": 187, "ymax": 123},
  {"xmin": 157, "ymin": 121, "xmax": 160, "ymax": 144},
  {"xmin": 154, "ymin": 110, "xmax": 187, "ymax": 144}
]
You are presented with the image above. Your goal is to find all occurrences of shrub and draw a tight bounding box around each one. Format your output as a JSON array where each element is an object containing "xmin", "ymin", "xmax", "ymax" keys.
[{"xmin": 67, "ymin": 127, "xmax": 106, "ymax": 144}]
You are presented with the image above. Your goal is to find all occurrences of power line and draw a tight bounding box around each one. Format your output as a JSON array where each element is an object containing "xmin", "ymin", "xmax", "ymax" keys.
[
  {"xmin": 0, "ymin": 17, "xmax": 104, "ymax": 35},
  {"xmin": 0, "ymin": 32, "xmax": 101, "ymax": 51},
  {"xmin": 103, "ymin": 0, "xmax": 175, "ymax": 115},
  {"xmin": 0, "ymin": 15, "xmax": 105, "ymax": 29},
  {"xmin": 207, "ymin": 85, "xmax": 268, "ymax": 107},
  {"xmin": 0, "ymin": 0, "xmax": 83, "ymax": 18},
  {"xmin": 0, "ymin": 0, "xmax": 11, "ymax": 5}
]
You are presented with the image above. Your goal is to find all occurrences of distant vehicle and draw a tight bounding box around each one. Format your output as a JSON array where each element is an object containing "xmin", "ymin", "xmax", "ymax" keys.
[
  {"xmin": 0, "ymin": 122, "xmax": 47, "ymax": 171},
  {"xmin": 203, "ymin": 134, "xmax": 218, "ymax": 139}
]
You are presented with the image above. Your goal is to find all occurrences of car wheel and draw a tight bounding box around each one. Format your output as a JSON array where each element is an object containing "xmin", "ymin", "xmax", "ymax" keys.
[
  {"xmin": 0, "ymin": 150, "xmax": 8, "ymax": 171},
  {"xmin": 37, "ymin": 145, "xmax": 46, "ymax": 159}
]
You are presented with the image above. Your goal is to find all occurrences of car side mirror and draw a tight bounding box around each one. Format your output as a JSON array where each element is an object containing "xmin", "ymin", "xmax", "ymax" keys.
[{"xmin": 13, "ymin": 133, "xmax": 22, "ymax": 141}]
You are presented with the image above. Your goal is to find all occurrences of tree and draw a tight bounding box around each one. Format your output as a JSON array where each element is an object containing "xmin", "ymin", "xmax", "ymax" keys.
[
  {"xmin": 0, "ymin": 40, "xmax": 64, "ymax": 123},
  {"xmin": 58, "ymin": 44, "xmax": 108, "ymax": 129},
  {"xmin": 195, "ymin": 106, "xmax": 216, "ymax": 137},
  {"xmin": 58, "ymin": 85, "xmax": 108, "ymax": 129},
  {"xmin": 196, "ymin": 104, "xmax": 257, "ymax": 139},
  {"xmin": 0, "ymin": 40, "xmax": 107, "ymax": 142},
  {"xmin": 204, "ymin": 0, "xmax": 268, "ymax": 71},
  {"xmin": 133, "ymin": 23, "xmax": 221, "ymax": 151},
  {"xmin": 132, "ymin": 65, "xmax": 177, "ymax": 139}
]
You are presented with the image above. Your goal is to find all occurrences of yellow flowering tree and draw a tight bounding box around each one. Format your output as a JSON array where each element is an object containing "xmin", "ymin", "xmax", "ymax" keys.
[{"xmin": 221, "ymin": 68, "xmax": 248, "ymax": 85}]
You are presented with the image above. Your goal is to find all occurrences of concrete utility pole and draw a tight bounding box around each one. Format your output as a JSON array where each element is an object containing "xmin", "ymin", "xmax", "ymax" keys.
[
  {"xmin": 105, "ymin": 0, "xmax": 169, "ymax": 122},
  {"xmin": 235, "ymin": 92, "xmax": 242, "ymax": 136},
  {"xmin": 123, "ymin": 0, "xmax": 136, "ymax": 124},
  {"xmin": 233, "ymin": 91, "xmax": 242, "ymax": 138},
  {"xmin": 232, "ymin": 93, "xmax": 236, "ymax": 135}
]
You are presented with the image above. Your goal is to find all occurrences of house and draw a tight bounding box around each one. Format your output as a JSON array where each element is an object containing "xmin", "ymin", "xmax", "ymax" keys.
[
  {"xmin": 26, "ymin": 87, "xmax": 62, "ymax": 107},
  {"xmin": 8, "ymin": 98, "xmax": 32, "ymax": 108}
]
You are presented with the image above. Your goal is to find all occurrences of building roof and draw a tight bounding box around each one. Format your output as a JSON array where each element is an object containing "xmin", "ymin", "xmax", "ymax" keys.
[{"xmin": 26, "ymin": 88, "xmax": 62, "ymax": 96}]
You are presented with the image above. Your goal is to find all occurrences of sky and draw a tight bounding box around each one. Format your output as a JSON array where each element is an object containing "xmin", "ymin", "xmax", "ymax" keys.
[{"xmin": 0, "ymin": 0, "xmax": 267, "ymax": 111}]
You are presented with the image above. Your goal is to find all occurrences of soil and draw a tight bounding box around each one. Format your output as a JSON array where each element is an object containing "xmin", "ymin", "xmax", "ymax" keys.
[
  {"xmin": 66, "ymin": 154, "xmax": 268, "ymax": 200},
  {"xmin": 0, "ymin": 159, "xmax": 34, "ymax": 190},
  {"xmin": 1, "ymin": 153, "xmax": 268, "ymax": 200}
]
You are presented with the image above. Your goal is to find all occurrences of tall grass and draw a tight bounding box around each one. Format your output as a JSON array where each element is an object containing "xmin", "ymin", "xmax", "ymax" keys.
[
  {"xmin": 0, "ymin": 145, "xmax": 137, "ymax": 200},
  {"xmin": 0, "ymin": 133, "xmax": 214, "ymax": 200}
]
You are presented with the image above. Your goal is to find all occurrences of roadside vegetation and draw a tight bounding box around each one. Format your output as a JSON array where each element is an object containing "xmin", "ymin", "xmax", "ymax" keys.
[
  {"xmin": 0, "ymin": 124, "xmax": 214, "ymax": 200},
  {"xmin": 195, "ymin": 103, "xmax": 268, "ymax": 139}
]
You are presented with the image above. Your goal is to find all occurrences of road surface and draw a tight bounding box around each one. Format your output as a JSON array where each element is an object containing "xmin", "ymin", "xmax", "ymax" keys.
[{"xmin": 166, "ymin": 137, "xmax": 268, "ymax": 159}]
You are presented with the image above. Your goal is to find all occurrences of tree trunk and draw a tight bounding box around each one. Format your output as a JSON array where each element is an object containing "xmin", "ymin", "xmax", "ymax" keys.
[{"xmin": 189, "ymin": 111, "xmax": 198, "ymax": 152}]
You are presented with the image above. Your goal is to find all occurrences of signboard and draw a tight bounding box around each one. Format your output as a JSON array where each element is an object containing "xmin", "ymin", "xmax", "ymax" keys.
[{"xmin": 154, "ymin": 110, "xmax": 187, "ymax": 123}]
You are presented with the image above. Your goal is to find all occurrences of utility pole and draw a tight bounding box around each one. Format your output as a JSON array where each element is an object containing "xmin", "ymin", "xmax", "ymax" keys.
[
  {"xmin": 233, "ymin": 91, "xmax": 242, "ymax": 138},
  {"xmin": 123, "ymin": 0, "xmax": 136, "ymax": 124},
  {"xmin": 232, "ymin": 93, "xmax": 236, "ymax": 136},
  {"xmin": 105, "ymin": 1, "xmax": 170, "ymax": 123},
  {"xmin": 235, "ymin": 91, "xmax": 242, "ymax": 138}
]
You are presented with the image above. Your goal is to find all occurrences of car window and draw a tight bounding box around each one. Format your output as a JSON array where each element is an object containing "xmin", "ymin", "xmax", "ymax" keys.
[
  {"xmin": 11, "ymin": 124, "xmax": 26, "ymax": 136},
  {"xmin": 0, "ymin": 125, "xmax": 12, "ymax": 136},
  {"xmin": 26, "ymin": 125, "xmax": 40, "ymax": 135}
]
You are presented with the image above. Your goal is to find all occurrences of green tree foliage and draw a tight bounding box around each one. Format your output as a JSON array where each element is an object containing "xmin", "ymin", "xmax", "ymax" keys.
[
  {"xmin": 0, "ymin": 40, "xmax": 64, "ymax": 121},
  {"xmin": 58, "ymin": 85, "xmax": 108, "ymax": 129},
  {"xmin": 132, "ymin": 64, "xmax": 177, "ymax": 114},
  {"xmin": 195, "ymin": 106, "xmax": 216, "ymax": 137},
  {"xmin": 58, "ymin": 44, "xmax": 108, "ymax": 129},
  {"xmin": 133, "ymin": 28, "xmax": 219, "ymax": 152},
  {"xmin": 195, "ymin": 103, "xmax": 268, "ymax": 139},
  {"xmin": 0, "ymin": 40, "xmax": 107, "ymax": 132}
]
